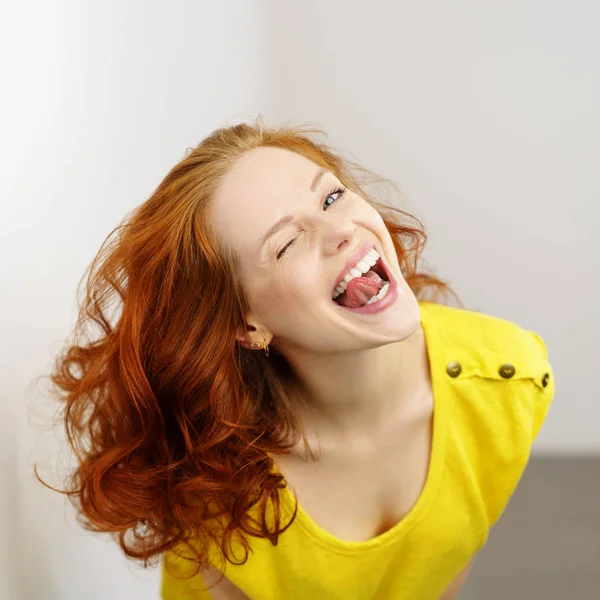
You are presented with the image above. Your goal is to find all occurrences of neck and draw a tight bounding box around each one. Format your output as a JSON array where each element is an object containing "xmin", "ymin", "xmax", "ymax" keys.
[{"xmin": 283, "ymin": 323, "xmax": 430, "ymax": 447}]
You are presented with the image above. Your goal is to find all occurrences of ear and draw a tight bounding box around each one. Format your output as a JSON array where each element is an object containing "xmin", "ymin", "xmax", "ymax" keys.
[{"xmin": 235, "ymin": 315, "xmax": 271, "ymax": 349}]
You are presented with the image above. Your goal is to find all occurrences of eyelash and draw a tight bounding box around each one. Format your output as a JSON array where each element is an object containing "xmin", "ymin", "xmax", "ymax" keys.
[{"xmin": 276, "ymin": 186, "xmax": 347, "ymax": 259}]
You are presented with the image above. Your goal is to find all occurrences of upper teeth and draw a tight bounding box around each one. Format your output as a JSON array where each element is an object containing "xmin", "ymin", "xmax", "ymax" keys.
[{"xmin": 332, "ymin": 248, "xmax": 381, "ymax": 299}]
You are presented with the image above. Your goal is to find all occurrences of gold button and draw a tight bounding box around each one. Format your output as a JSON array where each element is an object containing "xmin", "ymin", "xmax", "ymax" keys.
[
  {"xmin": 542, "ymin": 373, "xmax": 550, "ymax": 388},
  {"xmin": 499, "ymin": 364, "xmax": 516, "ymax": 379},
  {"xmin": 447, "ymin": 362, "xmax": 462, "ymax": 377}
]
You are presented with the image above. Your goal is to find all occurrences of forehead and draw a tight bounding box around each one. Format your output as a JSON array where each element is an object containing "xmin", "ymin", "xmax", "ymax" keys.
[{"xmin": 209, "ymin": 147, "xmax": 321, "ymax": 257}]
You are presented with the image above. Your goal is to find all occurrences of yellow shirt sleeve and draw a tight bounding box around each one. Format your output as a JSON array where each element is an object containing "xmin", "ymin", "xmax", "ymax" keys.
[{"xmin": 527, "ymin": 329, "xmax": 555, "ymax": 443}]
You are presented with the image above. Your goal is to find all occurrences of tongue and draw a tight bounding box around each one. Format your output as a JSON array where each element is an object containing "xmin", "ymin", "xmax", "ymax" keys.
[{"xmin": 337, "ymin": 270, "xmax": 383, "ymax": 308}]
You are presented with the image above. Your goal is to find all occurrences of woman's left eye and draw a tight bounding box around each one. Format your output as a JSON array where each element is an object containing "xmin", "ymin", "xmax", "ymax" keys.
[{"xmin": 323, "ymin": 186, "xmax": 347, "ymax": 210}]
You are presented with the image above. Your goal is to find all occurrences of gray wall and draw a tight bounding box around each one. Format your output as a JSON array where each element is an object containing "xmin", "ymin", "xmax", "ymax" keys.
[
  {"xmin": 1, "ymin": 2, "xmax": 269, "ymax": 598},
  {"xmin": 2, "ymin": 1, "xmax": 597, "ymax": 599},
  {"xmin": 266, "ymin": 0, "xmax": 600, "ymax": 455}
]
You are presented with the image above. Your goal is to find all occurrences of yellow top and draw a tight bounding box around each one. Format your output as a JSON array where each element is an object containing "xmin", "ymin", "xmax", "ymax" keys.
[{"xmin": 161, "ymin": 300, "xmax": 555, "ymax": 600}]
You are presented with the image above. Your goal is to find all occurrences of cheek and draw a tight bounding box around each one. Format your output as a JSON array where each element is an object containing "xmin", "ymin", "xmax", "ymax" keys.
[
  {"xmin": 368, "ymin": 206, "xmax": 386, "ymax": 228},
  {"xmin": 255, "ymin": 263, "xmax": 316, "ymax": 311}
]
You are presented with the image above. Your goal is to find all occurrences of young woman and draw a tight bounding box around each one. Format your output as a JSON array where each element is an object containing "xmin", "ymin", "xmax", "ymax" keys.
[{"xmin": 39, "ymin": 120, "xmax": 554, "ymax": 600}]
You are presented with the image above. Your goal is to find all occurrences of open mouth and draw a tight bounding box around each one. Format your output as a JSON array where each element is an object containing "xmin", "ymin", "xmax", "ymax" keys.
[{"xmin": 332, "ymin": 254, "xmax": 391, "ymax": 309}]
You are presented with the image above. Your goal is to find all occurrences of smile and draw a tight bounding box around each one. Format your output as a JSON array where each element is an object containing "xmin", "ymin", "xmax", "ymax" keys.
[{"xmin": 331, "ymin": 244, "xmax": 398, "ymax": 313}]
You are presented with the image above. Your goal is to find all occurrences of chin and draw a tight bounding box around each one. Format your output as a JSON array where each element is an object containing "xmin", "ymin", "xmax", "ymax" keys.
[{"xmin": 387, "ymin": 286, "xmax": 422, "ymax": 339}]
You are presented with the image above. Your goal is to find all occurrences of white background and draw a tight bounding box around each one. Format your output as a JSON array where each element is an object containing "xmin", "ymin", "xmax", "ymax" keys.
[{"xmin": 1, "ymin": 1, "xmax": 598, "ymax": 598}]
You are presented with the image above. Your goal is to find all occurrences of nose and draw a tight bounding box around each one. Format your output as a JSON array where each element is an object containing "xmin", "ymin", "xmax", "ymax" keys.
[{"xmin": 320, "ymin": 216, "xmax": 357, "ymax": 255}]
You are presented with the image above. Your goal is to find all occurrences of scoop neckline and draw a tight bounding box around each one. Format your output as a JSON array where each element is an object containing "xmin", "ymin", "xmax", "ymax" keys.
[{"xmin": 272, "ymin": 301, "xmax": 448, "ymax": 553}]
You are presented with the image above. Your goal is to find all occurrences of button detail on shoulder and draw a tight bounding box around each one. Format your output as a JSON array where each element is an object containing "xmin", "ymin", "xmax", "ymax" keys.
[
  {"xmin": 498, "ymin": 363, "xmax": 516, "ymax": 378},
  {"xmin": 446, "ymin": 362, "xmax": 462, "ymax": 377},
  {"xmin": 542, "ymin": 372, "xmax": 550, "ymax": 388}
]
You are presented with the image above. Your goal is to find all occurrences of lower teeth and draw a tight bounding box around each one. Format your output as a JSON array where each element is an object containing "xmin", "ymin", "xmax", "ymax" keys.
[{"xmin": 366, "ymin": 281, "xmax": 390, "ymax": 305}]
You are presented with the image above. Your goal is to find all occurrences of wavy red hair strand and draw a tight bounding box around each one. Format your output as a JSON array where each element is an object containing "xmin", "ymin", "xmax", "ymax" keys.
[{"xmin": 34, "ymin": 118, "xmax": 461, "ymax": 589}]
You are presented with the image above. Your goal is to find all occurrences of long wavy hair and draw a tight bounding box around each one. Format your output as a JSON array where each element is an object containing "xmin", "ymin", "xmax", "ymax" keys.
[{"xmin": 35, "ymin": 119, "xmax": 461, "ymax": 585}]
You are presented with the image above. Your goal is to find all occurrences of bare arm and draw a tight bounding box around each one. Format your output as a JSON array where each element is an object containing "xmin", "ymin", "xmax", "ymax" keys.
[{"xmin": 438, "ymin": 558, "xmax": 475, "ymax": 600}]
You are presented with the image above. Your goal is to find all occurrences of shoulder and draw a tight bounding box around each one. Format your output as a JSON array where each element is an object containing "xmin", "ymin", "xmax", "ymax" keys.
[
  {"xmin": 419, "ymin": 300, "xmax": 552, "ymax": 392},
  {"xmin": 419, "ymin": 301, "xmax": 555, "ymax": 526},
  {"xmin": 419, "ymin": 299, "xmax": 533, "ymax": 346}
]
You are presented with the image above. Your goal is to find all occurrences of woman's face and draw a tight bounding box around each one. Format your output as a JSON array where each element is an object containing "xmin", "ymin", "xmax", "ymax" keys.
[{"xmin": 209, "ymin": 147, "xmax": 420, "ymax": 355}]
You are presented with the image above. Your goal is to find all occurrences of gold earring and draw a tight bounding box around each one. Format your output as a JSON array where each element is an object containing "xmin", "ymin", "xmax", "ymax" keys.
[{"xmin": 250, "ymin": 337, "xmax": 269, "ymax": 357}]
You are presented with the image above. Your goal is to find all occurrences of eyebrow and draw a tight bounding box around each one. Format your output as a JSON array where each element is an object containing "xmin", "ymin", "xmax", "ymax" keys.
[{"xmin": 259, "ymin": 167, "xmax": 329, "ymax": 248}]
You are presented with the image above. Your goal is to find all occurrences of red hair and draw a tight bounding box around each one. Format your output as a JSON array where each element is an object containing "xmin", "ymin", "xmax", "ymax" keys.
[{"xmin": 35, "ymin": 119, "xmax": 461, "ymax": 584}]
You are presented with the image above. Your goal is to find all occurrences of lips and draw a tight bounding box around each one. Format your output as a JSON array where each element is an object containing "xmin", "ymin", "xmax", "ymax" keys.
[{"xmin": 331, "ymin": 241, "xmax": 375, "ymax": 296}]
